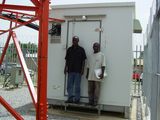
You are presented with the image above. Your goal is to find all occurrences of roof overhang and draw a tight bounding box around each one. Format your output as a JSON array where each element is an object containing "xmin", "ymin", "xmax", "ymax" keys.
[{"xmin": 133, "ymin": 19, "xmax": 142, "ymax": 33}]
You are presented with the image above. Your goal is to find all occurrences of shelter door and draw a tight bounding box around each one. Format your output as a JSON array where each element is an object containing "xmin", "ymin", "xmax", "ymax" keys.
[{"xmin": 65, "ymin": 20, "xmax": 101, "ymax": 98}]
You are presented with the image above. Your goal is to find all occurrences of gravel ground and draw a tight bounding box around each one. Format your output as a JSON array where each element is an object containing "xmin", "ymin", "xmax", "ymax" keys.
[{"xmin": 0, "ymin": 86, "xmax": 78, "ymax": 120}]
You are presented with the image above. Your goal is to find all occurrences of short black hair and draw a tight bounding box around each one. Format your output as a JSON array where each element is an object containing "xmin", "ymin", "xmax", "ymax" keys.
[
  {"xmin": 93, "ymin": 42, "xmax": 100, "ymax": 47},
  {"xmin": 73, "ymin": 36, "xmax": 79, "ymax": 40}
]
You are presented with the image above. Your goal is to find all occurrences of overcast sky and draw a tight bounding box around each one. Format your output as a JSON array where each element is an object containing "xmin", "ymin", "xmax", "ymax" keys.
[{"xmin": 0, "ymin": 0, "xmax": 153, "ymax": 49}]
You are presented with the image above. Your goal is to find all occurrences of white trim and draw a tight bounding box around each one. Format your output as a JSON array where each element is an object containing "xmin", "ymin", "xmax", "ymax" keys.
[{"xmin": 51, "ymin": 2, "xmax": 135, "ymax": 9}]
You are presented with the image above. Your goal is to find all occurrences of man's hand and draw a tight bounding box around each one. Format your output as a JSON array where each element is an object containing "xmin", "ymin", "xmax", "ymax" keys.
[
  {"xmin": 81, "ymin": 61, "xmax": 85, "ymax": 75},
  {"xmin": 86, "ymin": 68, "xmax": 89, "ymax": 79},
  {"xmin": 81, "ymin": 70, "xmax": 84, "ymax": 75},
  {"xmin": 99, "ymin": 74, "xmax": 104, "ymax": 79},
  {"xmin": 64, "ymin": 66, "xmax": 68, "ymax": 74},
  {"xmin": 86, "ymin": 74, "xmax": 88, "ymax": 79},
  {"xmin": 99, "ymin": 66, "xmax": 105, "ymax": 79}
]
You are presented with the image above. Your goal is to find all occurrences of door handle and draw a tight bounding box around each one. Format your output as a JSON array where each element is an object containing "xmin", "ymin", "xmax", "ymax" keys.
[{"xmin": 156, "ymin": 73, "xmax": 160, "ymax": 76}]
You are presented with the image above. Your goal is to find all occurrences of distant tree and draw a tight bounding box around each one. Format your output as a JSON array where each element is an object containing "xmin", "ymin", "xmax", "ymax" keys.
[{"xmin": 20, "ymin": 42, "xmax": 38, "ymax": 54}]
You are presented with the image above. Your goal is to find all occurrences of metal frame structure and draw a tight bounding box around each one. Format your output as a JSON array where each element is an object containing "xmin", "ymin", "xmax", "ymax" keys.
[{"xmin": 0, "ymin": 0, "xmax": 64, "ymax": 120}]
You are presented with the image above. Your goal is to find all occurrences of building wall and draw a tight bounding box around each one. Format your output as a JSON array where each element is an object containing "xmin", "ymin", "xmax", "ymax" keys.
[{"xmin": 48, "ymin": 3, "xmax": 135, "ymax": 107}]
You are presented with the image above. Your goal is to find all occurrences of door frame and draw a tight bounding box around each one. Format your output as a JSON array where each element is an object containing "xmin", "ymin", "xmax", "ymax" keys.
[{"xmin": 64, "ymin": 20, "xmax": 102, "ymax": 98}]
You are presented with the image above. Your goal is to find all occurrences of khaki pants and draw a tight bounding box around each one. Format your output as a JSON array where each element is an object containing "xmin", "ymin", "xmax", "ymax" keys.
[{"xmin": 88, "ymin": 81, "xmax": 101, "ymax": 104}]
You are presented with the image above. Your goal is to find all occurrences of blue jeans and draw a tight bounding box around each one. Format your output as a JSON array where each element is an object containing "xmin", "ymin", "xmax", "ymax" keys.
[{"xmin": 67, "ymin": 72, "xmax": 81, "ymax": 101}]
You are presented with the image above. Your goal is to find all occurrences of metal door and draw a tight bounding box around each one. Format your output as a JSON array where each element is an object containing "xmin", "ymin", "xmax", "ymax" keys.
[{"xmin": 65, "ymin": 20, "xmax": 101, "ymax": 98}]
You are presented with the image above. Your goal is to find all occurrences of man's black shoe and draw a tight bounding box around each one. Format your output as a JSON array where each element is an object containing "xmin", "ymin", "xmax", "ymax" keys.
[
  {"xmin": 74, "ymin": 100, "xmax": 80, "ymax": 104},
  {"xmin": 65, "ymin": 100, "xmax": 73, "ymax": 103},
  {"xmin": 86, "ymin": 102, "xmax": 93, "ymax": 106},
  {"xmin": 92, "ymin": 102, "xmax": 98, "ymax": 106}
]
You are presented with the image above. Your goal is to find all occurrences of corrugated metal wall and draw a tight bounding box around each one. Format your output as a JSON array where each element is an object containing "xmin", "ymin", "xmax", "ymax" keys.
[{"xmin": 143, "ymin": 0, "xmax": 160, "ymax": 119}]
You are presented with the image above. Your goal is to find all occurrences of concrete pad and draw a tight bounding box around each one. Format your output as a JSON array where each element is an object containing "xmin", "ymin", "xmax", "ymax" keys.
[
  {"xmin": 48, "ymin": 108, "xmax": 127, "ymax": 120},
  {"xmin": 130, "ymin": 98, "xmax": 137, "ymax": 120}
]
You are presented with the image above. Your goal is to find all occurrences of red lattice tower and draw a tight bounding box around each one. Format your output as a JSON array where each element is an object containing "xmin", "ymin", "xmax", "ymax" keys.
[{"xmin": 0, "ymin": 1, "xmax": 64, "ymax": 120}]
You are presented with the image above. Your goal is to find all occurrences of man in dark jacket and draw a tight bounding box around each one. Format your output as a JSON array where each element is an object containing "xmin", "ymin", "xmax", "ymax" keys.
[{"xmin": 64, "ymin": 36, "xmax": 86, "ymax": 104}]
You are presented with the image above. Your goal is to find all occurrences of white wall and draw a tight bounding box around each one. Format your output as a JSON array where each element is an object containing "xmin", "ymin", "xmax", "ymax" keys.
[{"xmin": 48, "ymin": 3, "xmax": 134, "ymax": 107}]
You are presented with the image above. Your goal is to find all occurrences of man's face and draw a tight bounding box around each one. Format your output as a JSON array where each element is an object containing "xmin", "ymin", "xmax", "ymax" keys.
[
  {"xmin": 72, "ymin": 37, "xmax": 79, "ymax": 46},
  {"xmin": 93, "ymin": 43, "xmax": 100, "ymax": 53}
]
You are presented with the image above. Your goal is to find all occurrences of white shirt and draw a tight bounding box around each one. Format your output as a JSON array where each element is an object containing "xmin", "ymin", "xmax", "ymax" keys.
[{"xmin": 87, "ymin": 52, "xmax": 106, "ymax": 81}]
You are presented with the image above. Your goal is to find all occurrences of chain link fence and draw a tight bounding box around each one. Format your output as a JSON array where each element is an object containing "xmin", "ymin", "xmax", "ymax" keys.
[
  {"xmin": 132, "ymin": 45, "xmax": 143, "ymax": 97},
  {"xmin": 0, "ymin": 40, "xmax": 38, "ymax": 88}
]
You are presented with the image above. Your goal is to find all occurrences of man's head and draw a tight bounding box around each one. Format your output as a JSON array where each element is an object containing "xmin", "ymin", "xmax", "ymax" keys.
[
  {"xmin": 93, "ymin": 42, "xmax": 100, "ymax": 53},
  {"xmin": 72, "ymin": 36, "xmax": 79, "ymax": 46}
]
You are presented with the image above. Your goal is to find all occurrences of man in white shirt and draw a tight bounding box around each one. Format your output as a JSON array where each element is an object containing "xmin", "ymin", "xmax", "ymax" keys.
[{"xmin": 86, "ymin": 42, "xmax": 106, "ymax": 106}]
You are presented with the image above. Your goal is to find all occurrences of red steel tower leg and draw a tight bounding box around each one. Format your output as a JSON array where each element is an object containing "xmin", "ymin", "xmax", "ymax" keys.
[
  {"xmin": 0, "ymin": 0, "xmax": 63, "ymax": 119},
  {"xmin": 36, "ymin": 0, "xmax": 49, "ymax": 120},
  {"xmin": 0, "ymin": 31, "xmax": 12, "ymax": 64},
  {"xmin": 0, "ymin": 96, "xmax": 24, "ymax": 120},
  {"xmin": 12, "ymin": 31, "xmax": 37, "ymax": 107}
]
